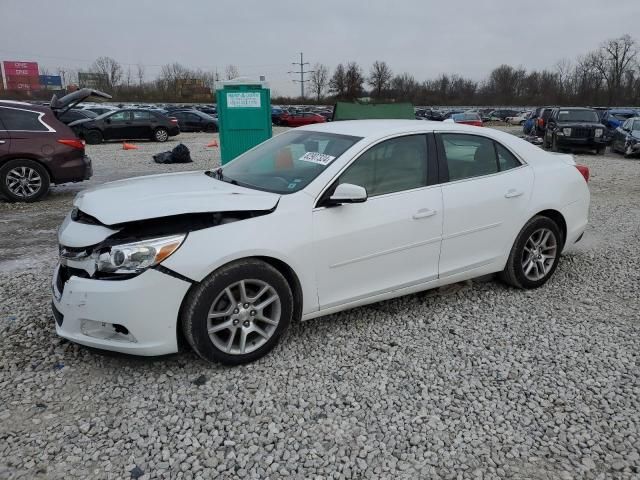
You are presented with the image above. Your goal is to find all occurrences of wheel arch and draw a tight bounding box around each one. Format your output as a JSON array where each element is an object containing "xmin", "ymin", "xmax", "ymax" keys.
[
  {"xmin": 532, "ymin": 209, "xmax": 567, "ymax": 249},
  {"xmin": 0, "ymin": 155, "xmax": 54, "ymax": 183},
  {"xmin": 175, "ymin": 255, "xmax": 304, "ymax": 352}
]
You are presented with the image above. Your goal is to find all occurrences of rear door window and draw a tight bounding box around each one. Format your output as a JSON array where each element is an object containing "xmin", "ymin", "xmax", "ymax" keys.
[
  {"xmin": 0, "ymin": 107, "xmax": 50, "ymax": 131},
  {"xmin": 132, "ymin": 111, "xmax": 150, "ymax": 121}
]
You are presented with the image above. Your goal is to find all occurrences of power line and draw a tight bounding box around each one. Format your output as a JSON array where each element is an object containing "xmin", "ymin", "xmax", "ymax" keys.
[{"xmin": 288, "ymin": 52, "xmax": 313, "ymax": 98}]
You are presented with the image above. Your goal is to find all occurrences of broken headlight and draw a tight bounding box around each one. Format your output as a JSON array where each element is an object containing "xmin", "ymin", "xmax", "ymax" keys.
[{"xmin": 95, "ymin": 234, "xmax": 186, "ymax": 274}]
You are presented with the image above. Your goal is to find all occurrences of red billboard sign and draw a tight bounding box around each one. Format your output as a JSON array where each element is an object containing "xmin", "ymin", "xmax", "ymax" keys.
[{"xmin": 3, "ymin": 61, "xmax": 39, "ymax": 77}]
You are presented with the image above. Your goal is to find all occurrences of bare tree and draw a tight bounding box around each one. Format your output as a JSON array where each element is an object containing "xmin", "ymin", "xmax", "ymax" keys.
[
  {"xmin": 225, "ymin": 65, "xmax": 239, "ymax": 80},
  {"xmin": 344, "ymin": 62, "xmax": 364, "ymax": 99},
  {"xmin": 368, "ymin": 61, "xmax": 393, "ymax": 98},
  {"xmin": 309, "ymin": 63, "xmax": 329, "ymax": 101},
  {"xmin": 91, "ymin": 56, "xmax": 123, "ymax": 90},
  {"xmin": 158, "ymin": 62, "xmax": 191, "ymax": 98},
  {"xmin": 136, "ymin": 63, "xmax": 145, "ymax": 86},
  {"xmin": 329, "ymin": 64, "xmax": 347, "ymax": 98},
  {"xmin": 589, "ymin": 34, "xmax": 638, "ymax": 104}
]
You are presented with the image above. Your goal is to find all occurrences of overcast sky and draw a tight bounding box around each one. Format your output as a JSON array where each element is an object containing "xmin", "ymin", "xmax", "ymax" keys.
[{"xmin": 1, "ymin": 0, "xmax": 638, "ymax": 96}]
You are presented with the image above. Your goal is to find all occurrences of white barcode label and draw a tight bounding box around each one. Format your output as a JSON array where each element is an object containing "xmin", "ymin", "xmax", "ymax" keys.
[{"xmin": 299, "ymin": 152, "xmax": 335, "ymax": 165}]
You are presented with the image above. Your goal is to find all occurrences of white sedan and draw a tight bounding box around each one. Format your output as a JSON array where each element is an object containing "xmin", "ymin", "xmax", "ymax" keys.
[
  {"xmin": 53, "ymin": 120, "xmax": 590, "ymax": 364},
  {"xmin": 507, "ymin": 112, "xmax": 531, "ymax": 125}
]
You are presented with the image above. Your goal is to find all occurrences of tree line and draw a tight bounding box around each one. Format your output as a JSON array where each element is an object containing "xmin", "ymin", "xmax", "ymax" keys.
[
  {"xmin": 3, "ymin": 34, "xmax": 638, "ymax": 106},
  {"xmin": 297, "ymin": 34, "xmax": 640, "ymax": 107}
]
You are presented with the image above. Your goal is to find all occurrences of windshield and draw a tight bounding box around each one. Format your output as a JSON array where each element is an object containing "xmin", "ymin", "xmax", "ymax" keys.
[
  {"xmin": 557, "ymin": 109, "xmax": 599, "ymax": 122},
  {"xmin": 220, "ymin": 130, "xmax": 362, "ymax": 194}
]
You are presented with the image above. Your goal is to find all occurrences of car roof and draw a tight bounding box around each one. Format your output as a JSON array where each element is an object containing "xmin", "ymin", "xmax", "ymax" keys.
[
  {"xmin": 297, "ymin": 119, "xmax": 492, "ymax": 138},
  {"xmin": 0, "ymin": 100, "xmax": 49, "ymax": 112}
]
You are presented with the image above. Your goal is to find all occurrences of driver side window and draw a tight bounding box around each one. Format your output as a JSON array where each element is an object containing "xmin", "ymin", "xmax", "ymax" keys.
[{"xmin": 338, "ymin": 135, "xmax": 428, "ymax": 197}]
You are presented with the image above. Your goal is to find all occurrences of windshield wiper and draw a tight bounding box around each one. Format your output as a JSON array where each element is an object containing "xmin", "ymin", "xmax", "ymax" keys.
[{"xmin": 206, "ymin": 168, "xmax": 238, "ymax": 185}]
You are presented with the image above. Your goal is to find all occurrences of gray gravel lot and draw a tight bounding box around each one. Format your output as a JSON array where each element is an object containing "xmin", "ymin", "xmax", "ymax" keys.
[{"xmin": 0, "ymin": 128, "xmax": 639, "ymax": 480}]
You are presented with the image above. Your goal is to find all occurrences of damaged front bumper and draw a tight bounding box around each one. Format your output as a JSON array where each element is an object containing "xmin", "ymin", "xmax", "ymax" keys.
[{"xmin": 52, "ymin": 264, "xmax": 191, "ymax": 356}]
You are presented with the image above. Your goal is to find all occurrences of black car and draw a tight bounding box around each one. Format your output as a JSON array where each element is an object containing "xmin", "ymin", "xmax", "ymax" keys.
[
  {"xmin": 69, "ymin": 109, "xmax": 180, "ymax": 144},
  {"xmin": 58, "ymin": 108, "xmax": 98, "ymax": 125},
  {"xmin": 543, "ymin": 108, "xmax": 607, "ymax": 154},
  {"xmin": 171, "ymin": 109, "xmax": 218, "ymax": 132},
  {"xmin": 610, "ymin": 117, "xmax": 640, "ymax": 157}
]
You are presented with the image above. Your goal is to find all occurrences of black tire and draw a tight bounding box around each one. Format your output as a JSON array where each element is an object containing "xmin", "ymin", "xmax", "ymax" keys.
[
  {"xmin": 542, "ymin": 135, "xmax": 550, "ymax": 149},
  {"xmin": 551, "ymin": 135, "xmax": 559, "ymax": 152},
  {"xmin": 596, "ymin": 147, "xmax": 605, "ymax": 155},
  {"xmin": 85, "ymin": 130, "xmax": 103, "ymax": 145},
  {"xmin": 499, "ymin": 215, "xmax": 562, "ymax": 289},
  {"xmin": 0, "ymin": 159, "xmax": 50, "ymax": 202},
  {"xmin": 205, "ymin": 123, "xmax": 218, "ymax": 133},
  {"xmin": 154, "ymin": 127, "xmax": 169, "ymax": 142},
  {"xmin": 181, "ymin": 259, "xmax": 294, "ymax": 365}
]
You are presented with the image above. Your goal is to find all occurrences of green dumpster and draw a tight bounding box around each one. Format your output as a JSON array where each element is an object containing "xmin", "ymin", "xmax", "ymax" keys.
[{"xmin": 217, "ymin": 80, "xmax": 272, "ymax": 164}]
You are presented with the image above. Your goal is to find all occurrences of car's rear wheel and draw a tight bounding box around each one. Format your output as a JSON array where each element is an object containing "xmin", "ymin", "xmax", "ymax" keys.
[
  {"xmin": 85, "ymin": 130, "xmax": 103, "ymax": 145},
  {"xmin": 499, "ymin": 215, "xmax": 562, "ymax": 289},
  {"xmin": 0, "ymin": 159, "xmax": 50, "ymax": 202},
  {"xmin": 596, "ymin": 147, "xmax": 605, "ymax": 155},
  {"xmin": 182, "ymin": 259, "xmax": 294, "ymax": 365},
  {"xmin": 154, "ymin": 127, "xmax": 169, "ymax": 142}
]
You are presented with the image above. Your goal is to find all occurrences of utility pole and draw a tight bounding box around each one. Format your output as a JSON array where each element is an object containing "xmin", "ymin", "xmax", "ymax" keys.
[{"xmin": 288, "ymin": 52, "xmax": 313, "ymax": 98}]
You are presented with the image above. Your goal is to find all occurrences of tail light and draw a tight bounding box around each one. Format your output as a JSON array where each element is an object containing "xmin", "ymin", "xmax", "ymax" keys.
[
  {"xmin": 169, "ymin": 117, "xmax": 178, "ymax": 124},
  {"xmin": 537, "ymin": 118, "xmax": 544, "ymax": 127},
  {"xmin": 58, "ymin": 139, "xmax": 85, "ymax": 151},
  {"xmin": 575, "ymin": 164, "xmax": 590, "ymax": 182}
]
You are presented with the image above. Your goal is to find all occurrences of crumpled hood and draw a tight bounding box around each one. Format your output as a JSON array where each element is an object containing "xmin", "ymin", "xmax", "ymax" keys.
[{"xmin": 74, "ymin": 171, "xmax": 280, "ymax": 225}]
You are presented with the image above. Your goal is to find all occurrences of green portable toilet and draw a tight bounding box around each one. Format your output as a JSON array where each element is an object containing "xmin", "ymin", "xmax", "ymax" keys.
[{"xmin": 217, "ymin": 79, "xmax": 272, "ymax": 164}]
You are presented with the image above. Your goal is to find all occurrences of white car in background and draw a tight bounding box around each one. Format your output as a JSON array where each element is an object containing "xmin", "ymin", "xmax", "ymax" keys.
[
  {"xmin": 507, "ymin": 111, "xmax": 532, "ymax": 125},
  {"xmin": 53, "ymin": 120, "xmax": 590, "ymax": 364}
]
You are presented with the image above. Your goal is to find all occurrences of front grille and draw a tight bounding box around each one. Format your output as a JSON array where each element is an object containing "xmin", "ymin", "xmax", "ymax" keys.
[
  {"xmin": 572, "ymin": 127, "xmax": 591, "ymax": 138},
  {"xmin": 57, "ymin": 264, "xmax": 91, "ymax": 293}
]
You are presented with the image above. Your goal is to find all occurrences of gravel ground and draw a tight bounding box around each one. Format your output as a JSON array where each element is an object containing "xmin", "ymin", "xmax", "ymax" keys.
[{"xmin": 0, "ymin": 128, "xmax": 639, "ymax": 480}]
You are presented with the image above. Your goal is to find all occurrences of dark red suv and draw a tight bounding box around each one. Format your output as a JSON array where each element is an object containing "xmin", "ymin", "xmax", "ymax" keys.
[{"xmin": 0, "ymin": 88, "xmax": 110, "ymax": 202}]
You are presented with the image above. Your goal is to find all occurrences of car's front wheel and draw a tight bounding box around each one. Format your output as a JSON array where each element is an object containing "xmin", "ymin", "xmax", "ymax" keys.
[
  {"xmin": 154, "ymin": 127, "xmax": 169, "ymax": 142},
  {"xmin": 499, "ymin": 215, "xmax": 562, "ymax": 289},
  {"xmin": 182, "ymin": 259, "xmax": 294, "ymax": 365},
  {"xmin": 0, "ymin": 159, "xmax": 50, "ymax": 202}
]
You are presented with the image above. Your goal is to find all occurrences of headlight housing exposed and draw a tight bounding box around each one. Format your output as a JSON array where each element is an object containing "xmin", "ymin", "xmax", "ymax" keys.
[
  {"xmin": 562, "ymin": 128, "xmax": 572, "ymax": 136},
  {"xmin": 95, "ymin": 234, "xmax": 186, "ymax": 274},
  {"xmin": 594, "ymin": 128, "xmax": 603, "ymax": 138}
]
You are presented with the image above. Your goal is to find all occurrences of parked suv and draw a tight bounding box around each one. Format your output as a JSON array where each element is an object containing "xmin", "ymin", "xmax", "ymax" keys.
[
  {"xmin": 543, "ymin": 108, "xmax": 607, "ymax": 154},
  {"xmin": 0, "ymin": 88, "xmax": 110, "ymax": 202}
]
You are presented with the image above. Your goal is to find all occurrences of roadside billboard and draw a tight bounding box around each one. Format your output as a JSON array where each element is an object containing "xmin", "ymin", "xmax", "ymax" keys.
[
  {"xmin": 39, "ymin": 75, "xmax": 63, "ymax": 90},
  {"xmin": 2, "ymin": 61, "xmax": 40, "ymax": 92},
  {"xmin": 78, "ymin": 72, "xmax": 107, "ymax": 88}
]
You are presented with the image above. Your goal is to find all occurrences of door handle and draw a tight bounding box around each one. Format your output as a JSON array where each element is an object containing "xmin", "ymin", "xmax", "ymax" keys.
[
  {"xmin": 505, "ymin": 189, "xmax": 524, "ymax": 198},
  {"xmin": 412, "ymin": 208, "xmax": 437, "ymax": 220}
]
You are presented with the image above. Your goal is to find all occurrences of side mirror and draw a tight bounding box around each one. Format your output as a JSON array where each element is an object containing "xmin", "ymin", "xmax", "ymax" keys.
[
  {"xmin": 327, "ymin": 183, "xmax": 367, "ymax": 206},
  {"xmin": 105, "ymin": 118, "xmax": 111, "ymax": 124}
]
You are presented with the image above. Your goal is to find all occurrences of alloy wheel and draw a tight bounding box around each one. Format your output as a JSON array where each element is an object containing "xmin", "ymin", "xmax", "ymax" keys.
[
  {"xmin": 207, "ymin": 279, "xmax": 281, "ymax": 355},
  {"xmin": 6, "ymin": 166, "xmax": 42, "ymax": 198},
  {"xmin": 521, "ymin": 228, "xmax": 557, "ymax": 281},
  {"xmin": 156, "ymin": 129, "xmax": 168, "ymax": 141}
]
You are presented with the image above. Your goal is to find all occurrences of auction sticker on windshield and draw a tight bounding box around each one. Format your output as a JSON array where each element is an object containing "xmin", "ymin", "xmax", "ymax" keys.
[{"xmin": 299, "ymin": 152, "xmax": 335, "ymax": 166}]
